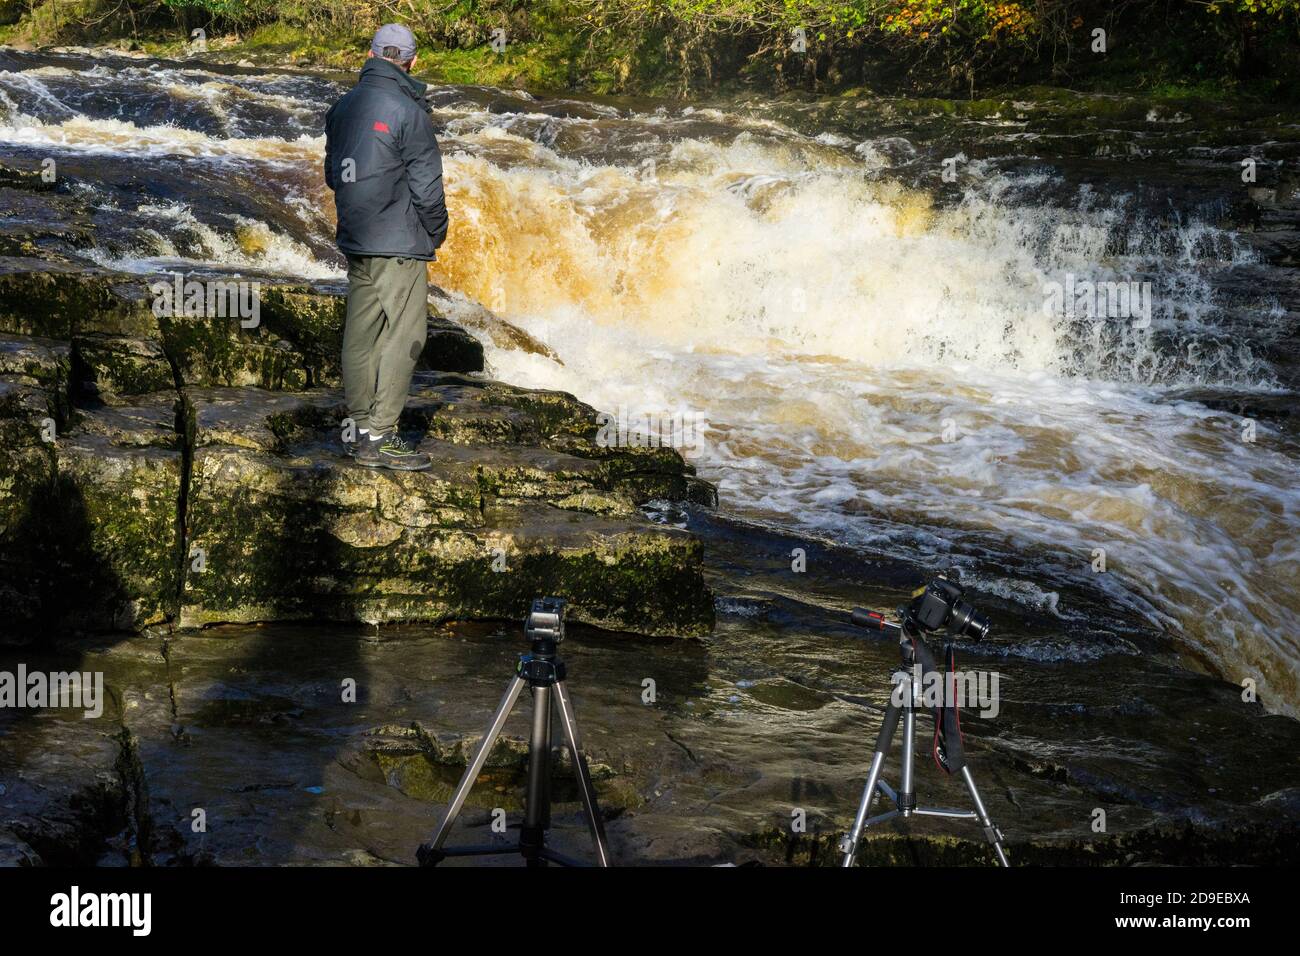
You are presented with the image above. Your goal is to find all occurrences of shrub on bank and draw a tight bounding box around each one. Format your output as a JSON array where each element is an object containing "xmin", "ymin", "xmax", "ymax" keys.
[{"xmin": 2, "ymin": 0, "xmax": 1297, "ymax": 98}]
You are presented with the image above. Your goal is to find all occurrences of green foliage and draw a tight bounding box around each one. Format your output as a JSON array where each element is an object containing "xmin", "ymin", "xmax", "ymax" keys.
[
  {"xmin": 1206, "ymin": 0, "xmax": 1299, "ymax": 15},
  {"xmin": 159, "ymin": 0, "xmax": 248, "ymax": 15},
  {"xmin": 6, "ymin": 0, "xmax": 1300, "ymax": 97}
]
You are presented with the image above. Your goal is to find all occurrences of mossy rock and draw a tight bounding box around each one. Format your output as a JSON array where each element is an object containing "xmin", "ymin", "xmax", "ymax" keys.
[
  {"xmin": 0, "ymin": 261, "xmax": 485, "ymax": 400},
  {"xmin": 0, "ymin": 376, "xmax": 181, "ymax": 633},
  {"xmin": 0, "ymin": 373, "xmax": 59, "ymax": 446},
  {"xmin": 258, "ymin": 285, "xmax": 347, "ymax": 381},
  {"xmin": 425, "ymin": 316, "xmax": 484, "ymax": 374},
  {"xmin": 0, "ymin": 261, "xmax": 716, "ymax": 641},
  {"xmin": 0, "ymin": 260, "xmax": 161, "ymax": 340},
  {"xmin": 0, "ymin": 331, "xmax": 70, "ymax": 391},
  {"xmin": 0, "ymin": 443, "xmax": 55, "ymax": 627},
  {"xmin": 0, "ymin": 365, "xmax": 61, "ymax": 625},
  {"xmin": 67, "ymin": 392, "xmax": 181, "ymax": 449},
  {"xmin": 0, "ymin": 432, "xmax": 184, "ymax": 636},
  {"xmin": 187, "ymin": 385, "xmax": 341, "ymax": 452},
  {"xmin": 178, "ymin": 447, "xmax": 713, "ymax": 636},
  {"xmin": 74, "ymin": 333, "xmax": 174, "ymax": 404},
  {"xmin": 50, "ymin": 435, "xmax": 183, "ymax": 630},
  {"xmin": 404, "ymin": 383, "xmax": 541, "ymax": 446},
  {"xmin": 178, "ymin": 443, "xmax": 484, "ymax": 626},
  {"xmin": 157, "ymin": 314, "xmax": 311, "ymax": 391}
]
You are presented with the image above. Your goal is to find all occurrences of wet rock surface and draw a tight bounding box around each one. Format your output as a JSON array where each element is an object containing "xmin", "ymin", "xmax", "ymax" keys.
[
  {"xmin": 690, "ymin": 510, "xmax": 1300, "ymax": 865},
  {"xmin": 3, "ymin": 544, "xmax": 1298, "ymax": 867}
]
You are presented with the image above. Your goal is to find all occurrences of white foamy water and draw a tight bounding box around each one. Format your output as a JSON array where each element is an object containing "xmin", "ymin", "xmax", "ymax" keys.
[
  {"xmin": 83, "ymin": 202, "xmax": 340, "ymax": 280},
  {"xmin": 0, "ymin": 53, "xmax": 1295, "ymax": 714},
  {"xmin": 428, "ymin": 123, "xmax": 1298, "ymax": 716}
]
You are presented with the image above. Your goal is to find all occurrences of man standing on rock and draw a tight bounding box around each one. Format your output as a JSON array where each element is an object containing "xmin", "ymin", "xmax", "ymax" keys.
[{"xmin": 324, "ymin": 23, "xmax": 449, "ymax": 471}]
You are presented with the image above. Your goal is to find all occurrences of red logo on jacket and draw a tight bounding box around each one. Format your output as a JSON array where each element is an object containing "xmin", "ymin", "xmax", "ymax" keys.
[{"xmin": 373, "ymin": 121, "xmax": 390, "ymax": 133}]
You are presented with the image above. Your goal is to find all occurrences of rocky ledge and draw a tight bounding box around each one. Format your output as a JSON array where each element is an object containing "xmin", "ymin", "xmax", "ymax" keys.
[{"xmin": 0, "ymin": 257, "xmax": 717, "ymax": 640}]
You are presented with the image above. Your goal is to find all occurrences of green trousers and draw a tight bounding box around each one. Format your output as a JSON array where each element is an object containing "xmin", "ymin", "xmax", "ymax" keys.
[{"xmin": 341, "ymin": 254, "xmax": 428, "ymax": 436}]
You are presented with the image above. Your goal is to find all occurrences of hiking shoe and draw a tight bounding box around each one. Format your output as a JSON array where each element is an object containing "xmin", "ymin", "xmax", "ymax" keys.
[{"xmin": 355, "ymin": 434, "xmax": 431, "ymax": 471}]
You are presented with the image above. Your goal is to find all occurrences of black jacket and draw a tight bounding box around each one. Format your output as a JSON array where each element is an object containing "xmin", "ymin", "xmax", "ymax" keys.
[{"xmin": 324, "ymin": 58, "xmax": 449, "ymax": 260}]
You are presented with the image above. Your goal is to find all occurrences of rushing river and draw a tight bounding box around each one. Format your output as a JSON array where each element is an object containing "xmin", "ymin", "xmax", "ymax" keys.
[{"xmin": 1, "ymin": 47, "xmax": 1297, "ymax": 717}]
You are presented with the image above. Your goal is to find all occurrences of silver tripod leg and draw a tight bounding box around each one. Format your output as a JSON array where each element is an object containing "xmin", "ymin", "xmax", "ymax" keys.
[
  {"xmin": 426, "ymin": 675, "xmax": 527, "ymax": 853},
  {"xmin": 842, "ymin": 686, "xmax": 907, "ymax": 868},
  {"xmin": 553, "ymin": 679, "xmax": 611, "ymax": 866},
  {"xmin": 841, "ymin": 750, "xmax": 889, "ymax": 868},
  {"xmin": 959, "ymin": 765, "xmax": 1010, "ymax": 867}
]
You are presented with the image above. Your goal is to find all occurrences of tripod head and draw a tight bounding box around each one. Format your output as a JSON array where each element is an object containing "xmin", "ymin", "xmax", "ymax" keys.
[
  {"xmin": 851, "ymin": 606, "xmax": 920, "ymax": 668},
  {"xmin": 525, "ymin": 597, "xmax": 565, "ymax": 651},
  {"xmin": 518, "ymin": 597, "xmax": 567, "ymax": 685},
  {"xmin": 852, "ymin": 575, "xmax": 989, "ymax": 642}
]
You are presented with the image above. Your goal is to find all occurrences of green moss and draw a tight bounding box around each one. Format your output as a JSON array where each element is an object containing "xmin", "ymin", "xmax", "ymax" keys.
[
  {"xmin": 75, "ymin": 335, "xmax": 175, "ymax": 402},
  {"xmin": 418, "ymin": 40, "xmax": 577, "ymax": 93},
  {"xmin": 178, "ymin": 442, "xmax": 713, "ymax": 636},
  {"xmin": 39, "ymin": 440, "xmax": 184, "ymax": 630},
  {"xmin": 158, "ymin": 316, "xmax": 310, "ymax": 391},
  {"xmin": 0, "ymin": 269, "xmax": 106, "ymax": 339}
]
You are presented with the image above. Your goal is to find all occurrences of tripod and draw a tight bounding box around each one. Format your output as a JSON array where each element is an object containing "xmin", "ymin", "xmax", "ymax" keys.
[
  {"xmin": 417, "ymin": 599, "xmax": 611, "ymax": 867},
  {"xmin": 841, "ymin": 610, "xmax": 1009, "ymax": 867}
]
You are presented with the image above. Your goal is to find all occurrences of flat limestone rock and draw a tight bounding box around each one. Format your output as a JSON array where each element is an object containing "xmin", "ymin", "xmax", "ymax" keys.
[
  {"xmin": 0, "ymin": 260, "xmax": 716, "ymax": 639},
  {"xmin": 187, "ymin": 385, "xmax": 342, "ymax": 452},
  {"xmin": 172, "ymin": 382, "xmax": 713, "ymax": 634},
  {"xmin": 178, "ymin": 451, "xmax": 710, "ymax": 635},
  {"xmin": 0, "ymin": 258, "xmax": 485, "ymax": 405},
  {"xmin": 0, "ymin": 375, "xmax": 57, "ymax": 443},
  {"xmin": 0, "ymin": 257, "xmax": 159, "ymax": 340},
  {"xmin": 0, "ymin": 330, "xmax": 70, "ymax": 387},
  {"xmin": 74, "ymin": 333, "xmax": 174, "ymax": 404},
  {"xmin": 68, "ymin": 392, "xmax": 179, "ymax": 449}
]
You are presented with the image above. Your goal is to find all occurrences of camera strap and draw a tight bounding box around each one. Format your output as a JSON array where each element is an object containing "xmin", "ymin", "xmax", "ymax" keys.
[{"xmin": 913, "ymin": 638, "xmax": 966, "ymax": 775}]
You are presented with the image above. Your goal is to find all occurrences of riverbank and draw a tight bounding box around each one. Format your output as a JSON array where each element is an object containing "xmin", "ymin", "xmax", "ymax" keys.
[{"xmin": 1, "ymin": 1, "xmax": 1297, "ymax": 101}]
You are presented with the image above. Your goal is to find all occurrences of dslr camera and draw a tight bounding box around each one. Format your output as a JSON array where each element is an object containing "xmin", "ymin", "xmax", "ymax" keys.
[{"xmin": 906, "ymin": 575, "xmax": 990, "ymax": 641}]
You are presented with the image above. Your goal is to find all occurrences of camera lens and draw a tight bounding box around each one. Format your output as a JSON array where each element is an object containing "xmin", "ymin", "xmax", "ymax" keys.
[{"xmin": 949, "ymin": 601, "xmax": 990, "ymax": 641}]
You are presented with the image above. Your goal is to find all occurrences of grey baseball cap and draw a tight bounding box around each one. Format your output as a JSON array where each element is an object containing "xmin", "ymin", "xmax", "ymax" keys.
[{"xmin": 371, "ymin": 23, "xmax": 417, "ymax": 61}]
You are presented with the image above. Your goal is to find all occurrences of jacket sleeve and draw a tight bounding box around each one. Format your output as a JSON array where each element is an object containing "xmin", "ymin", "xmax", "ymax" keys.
[
  {"xmin": 323, "ymin": 103, "xmax": 336, "ymax": 191},
  {"xmin": 400, "ymin": 109, "xmax": 449, "ymax": 249}
]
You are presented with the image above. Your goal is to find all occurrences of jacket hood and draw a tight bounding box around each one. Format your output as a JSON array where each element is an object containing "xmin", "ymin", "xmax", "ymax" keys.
[{"xmin": 358, "ymin": 56, "xmax": 428, "ymax": 104}]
